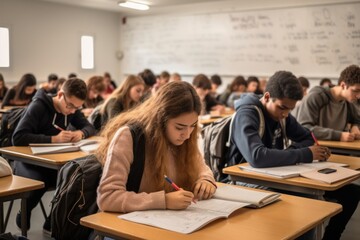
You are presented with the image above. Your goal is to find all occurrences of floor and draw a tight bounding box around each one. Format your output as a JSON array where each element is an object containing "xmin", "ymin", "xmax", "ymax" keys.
[{"xmin": 3, "ymin": 188, "xmax": 359, "ymax": 240}]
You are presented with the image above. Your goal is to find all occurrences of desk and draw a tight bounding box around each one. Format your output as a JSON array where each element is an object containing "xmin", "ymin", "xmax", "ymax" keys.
[
  {"xmin": 81, "ymin": 188, "xmax": 341, "ymax": 240},
  {"xmin": 318, "ymin": 140, "xmax": 360, "ymax": 156},
  {"xmin": 0, "ymin": 146, "xmax": 89, "ymax": 170},
  {"xmin": 0, "ymin": 175, "xmax": 44, "ymax": 237}
]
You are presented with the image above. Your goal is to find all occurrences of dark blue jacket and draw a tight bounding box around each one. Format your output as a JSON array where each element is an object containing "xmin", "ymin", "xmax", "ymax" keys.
[
  {"xmin": 228, "ymin": 93, "xmax": 314, "ymax": 168},
  {"xmin": 13, "ymin": 89, "xmax": 95, "ymax": 145}
]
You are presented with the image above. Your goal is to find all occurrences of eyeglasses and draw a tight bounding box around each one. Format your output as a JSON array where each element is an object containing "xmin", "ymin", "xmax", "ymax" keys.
[{"xmin": 63, "ymin": 94, "xmax": 83, "ymax": 110}]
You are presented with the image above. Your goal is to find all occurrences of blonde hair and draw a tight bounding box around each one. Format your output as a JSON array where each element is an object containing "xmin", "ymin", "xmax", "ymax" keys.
[
  {"xmin": 97, "ymin": 81, "xmax": 203, "ymax": 190},
  {"xmin": 100, "ymin": 75, "xmax": 144, "ymax": 114}
]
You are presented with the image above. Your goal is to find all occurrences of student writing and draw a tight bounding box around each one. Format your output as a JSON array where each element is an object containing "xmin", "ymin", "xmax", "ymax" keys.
[{"xmin": 96, "ymin": 81, "xmax": 216, "ymax": 213}]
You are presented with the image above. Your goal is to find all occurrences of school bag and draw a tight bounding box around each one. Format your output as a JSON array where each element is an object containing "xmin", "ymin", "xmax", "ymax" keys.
[
  {"xmin": 0, "ymin": 107, "xmax": 26, "ymax": 147},
  {"xmin": 50, "ymin": 124, "xmax": 146, "ymax": 240},
  {"xmin": 201, "ymin": 105, "xmax": 265, "ymax": 182}
]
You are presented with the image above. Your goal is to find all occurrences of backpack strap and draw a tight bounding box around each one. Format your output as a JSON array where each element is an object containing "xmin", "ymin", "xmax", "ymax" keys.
[
  {"xmin": 225, "ymin": 112, "xmax": 237, "ymax": 148},
  {"xmin": 126, "ymin": 124, "xmax": 146, "ymax": 193}
]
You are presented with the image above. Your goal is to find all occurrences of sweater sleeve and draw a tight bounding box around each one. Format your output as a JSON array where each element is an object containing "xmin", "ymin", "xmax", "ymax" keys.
[
  {"xmin": 97, "ymin": 126, "xmax": 166, "ymax": 213},
  {"xmin": 232, "ymin": 107, "xmax": 313, "ymax": 168},
  {"xmin": 69, "ymin": 111, "xmax": 95, "ymax": 138}
]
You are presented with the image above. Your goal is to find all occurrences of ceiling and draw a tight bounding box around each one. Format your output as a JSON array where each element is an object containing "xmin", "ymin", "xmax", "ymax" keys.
[{"xmin": 37, "ymin": 0, "xmax": 224, "ymax": 15}]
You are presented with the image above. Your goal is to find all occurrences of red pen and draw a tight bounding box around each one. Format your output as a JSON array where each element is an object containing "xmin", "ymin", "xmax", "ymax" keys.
[
  {"xmin": 53, "ymin": 124, "xmax": 65, "ymax": 131},
  {"xmin": 311, "ymin": 132, "xmax": 319, "ymax": 146},
  {"xmin": 164, "ymin": 175, "xmax": 196, "ymax": 203}
]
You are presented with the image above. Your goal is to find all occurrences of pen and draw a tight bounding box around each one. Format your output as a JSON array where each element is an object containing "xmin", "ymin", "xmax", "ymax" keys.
[
  {"xmin": 311, "ymin": 132, "xmax": 319, "ymax": 146},
  {"xmin": 164, "ymin": 175, "xmax": 196, "ymax": 203},
  {"xmin": 53, "ymin": 124, "xmax": 65, "ymax": 131}
]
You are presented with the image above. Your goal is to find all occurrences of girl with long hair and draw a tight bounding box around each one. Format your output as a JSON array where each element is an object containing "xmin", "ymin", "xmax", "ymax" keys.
[{"xmin": 97, "ymin": 81, "xmax": 216, "ymax": 212}]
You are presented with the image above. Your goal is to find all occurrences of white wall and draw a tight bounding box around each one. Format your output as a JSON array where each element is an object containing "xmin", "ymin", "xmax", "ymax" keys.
[{"xmin": 0, "ymin": 0, "xmax": 120, "ymax": 85}]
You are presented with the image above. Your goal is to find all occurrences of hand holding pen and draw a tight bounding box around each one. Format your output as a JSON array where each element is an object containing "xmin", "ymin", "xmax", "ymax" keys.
[
  {"xmin": 310, "ymin": 132, "xmax": 330, "ymax": 161},
  {"xmin": 164, "ymin": 175, "xmax": 195, "ymax": 210}
]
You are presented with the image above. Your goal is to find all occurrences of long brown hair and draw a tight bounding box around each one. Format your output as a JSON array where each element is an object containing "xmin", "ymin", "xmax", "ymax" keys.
[
  {"xmin": 100, "ymin": 75, "xmax": 144, "ymax": 114},
  {"xmin": 97, "ymin": 81, "xmax": 203, "ymax": 190}
]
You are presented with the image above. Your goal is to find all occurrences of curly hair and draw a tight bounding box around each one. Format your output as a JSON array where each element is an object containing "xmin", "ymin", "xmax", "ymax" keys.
[
  {"xmin": 338, "ymin": 65, "xmax": 360, "ymax": 86},
  {"xmin": 265, "ymin": 71, "xmax": 303, "ymax": 101}
]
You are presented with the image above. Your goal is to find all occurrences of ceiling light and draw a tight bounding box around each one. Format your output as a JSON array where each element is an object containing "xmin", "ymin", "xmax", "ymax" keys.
[{"xmin": 118, "ymin": 1, "xmax": 149, "ymax": 11}]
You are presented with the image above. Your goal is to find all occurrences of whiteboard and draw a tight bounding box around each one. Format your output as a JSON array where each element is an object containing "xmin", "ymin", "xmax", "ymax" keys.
[{"xmin": 120, "ymin": 2, "xmax": 360, "ymax": 78}]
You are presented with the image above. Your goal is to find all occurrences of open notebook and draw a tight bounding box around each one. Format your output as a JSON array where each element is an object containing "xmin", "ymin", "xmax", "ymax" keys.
[
  {"xmin": 119, "ymin": 185, "xmax": 281, "ymax": 234},
  {"xmin": 30, "ymin": 139, "xmax": 99, "ymax": 155},
  {"xmin": 239, "ymin": 161, "xmax": 359, "ymax": 184}
]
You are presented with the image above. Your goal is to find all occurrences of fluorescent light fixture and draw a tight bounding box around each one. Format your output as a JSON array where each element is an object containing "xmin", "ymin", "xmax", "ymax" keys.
[
  {"xmin": 118, "ymin": 1, "xmax": 149, "ymax": 11},
  {"xmin": 0, "ymin": 27, "xmax": 10, "ymax": 67},
  {"xmin": 81, "ymin": 35, "xmax": 94, "ymax": 69}
]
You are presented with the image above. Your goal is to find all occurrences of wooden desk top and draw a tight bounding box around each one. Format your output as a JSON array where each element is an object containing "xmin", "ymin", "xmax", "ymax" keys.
[
  {"xmin": 223, "ymin": 154, "xmax": 360, "ymax": 191},
  {"xmin": 318, "ymin": 140, "xmax": 360, "ymax": 150},
  {"xmin": 0, "ymin": 175, "xmax": 44, "ymax": 197},
  {"xmin": 81, "ymin": 188, "xmax": 341, "ymax": 240}
]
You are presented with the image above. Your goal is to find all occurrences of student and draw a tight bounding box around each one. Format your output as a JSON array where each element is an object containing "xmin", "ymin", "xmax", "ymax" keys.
[
  {"xmin": 296, "ymin": 65, "xmax": 360, "ymax": 142},
  {"xmin": 246, "ymin": 76, "xmax": 262, "ymax": 95},
  {"xmin": 209, "ymin": 74, "xmax": 222, "ymax": 99},
  {"xmin": 12, "ymin": 78, "xmax": 96, "ymax": 234},
  {"xmin": 298, "ymin": 76, "xmax": 310, "ymax": 96},
  {"xmin": 82, "ymin": 75, "xmax": 106, "ymax": 116},
  {"xmin": 1, "ymin": 73, "xmax": 37, "ymax": 108},
  {"xmin": 218, "ymin": 76, "xmax": 247, "ymax": 108},
  {"xmin": 39, "ymin": 73, "xmax": 58, "ymax": 94},
  {"xmin": 192, "ymin": 74, "xmax": 225, "ymax": 115},
  {"xmin": 319, "ymin": 78, "xmax": 333, "ymax": 87},
  {"xmin": 100, "ymin": 75, "xmax": 145, "ymax": 125},
  {"xmin": 96, "ymin": 81, "xmax": 216, "ymax": 213},
  {"xmin": 102, "ymin": 72, "xmax": 117, "ymax": 99},
  {"xmin": 169, "ymin": 72, "xmax": 182, "ymax": 82},
  {"xmin": 0, "ymin": 73, "xmax": 8, "ymax": 101},
  {"xmin": 152, "ymin": 71, "xmax": 170, "ymax": 93},
  {"xmin": 228, "ymin": 70, "xmax": 360, "ymax": 240},
  {"xmin": 138, "ymin": 68, "xmax": 156, "ymax": 102}
]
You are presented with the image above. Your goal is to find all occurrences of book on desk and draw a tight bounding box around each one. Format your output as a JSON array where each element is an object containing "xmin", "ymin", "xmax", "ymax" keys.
[
  {"xmin": 239, "ymin": 161, "xmax": 360, "ymax": 184},
  {"xmin": 29, "ymin": 139, "xmax": 99, "ymax": 155},
  {"xmin": 119, "ymin": 185, "xmax": 281, "ymax": 234}
]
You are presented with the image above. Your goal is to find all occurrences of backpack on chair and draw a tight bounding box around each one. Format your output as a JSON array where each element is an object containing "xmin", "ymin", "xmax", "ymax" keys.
[
  {"xmin": 0, "ymin": 107, "xmax": 26, "ymax": 147},
  {"xmin": 50, "ymin": 124, "xmax": 146, "ymax": 240},
  {"xmin": 201, "ymin": 105, "xmax": 265, "ymax": 182}
]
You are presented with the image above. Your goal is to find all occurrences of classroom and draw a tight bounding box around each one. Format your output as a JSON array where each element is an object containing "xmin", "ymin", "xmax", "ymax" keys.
[{"xmin": 1, "ymin": 0, "xmax": 360, "ymax": 239}]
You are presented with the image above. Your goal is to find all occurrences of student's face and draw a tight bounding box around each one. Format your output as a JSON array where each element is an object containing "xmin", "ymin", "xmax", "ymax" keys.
[
  {"xmin": 49, "ymin": 80, "xmax": 57, "ymax": 90},
  {"xmin": 88, "ymin": 88, "xmax": 100, "ymax": 99},
  {"xmin": 129, "ymin": 84, "xmax": 144, "ymax": 102},
  {"xmin": 165, "ymin": 111, "xmax": 198, "ymax": 146},
  {"xmin": 59, "ymin": 92, "xmax": 84, "ymax": 115},
  {"xmin": 25, "ymin": 86, "xmax": 36, "ymax": 95},
  {"xmin": 343, "ymin": 83, "xmax": 360, "ymax": 102},
  {"xmin": 158, "ymin": 77, "xmax": 169, "ymax": 86},
  {"xmin": 247, "ymin": 82, "xmax": 258, "ymax": 93},
  {"xmin": 264, "ymin": 94, "xmax": 297, "ymax": 121}
]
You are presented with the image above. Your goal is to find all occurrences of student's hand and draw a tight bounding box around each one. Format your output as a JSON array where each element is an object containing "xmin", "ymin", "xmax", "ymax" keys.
[
  {"xmin": 350, "ymin": 125, "xmax": 360, "ymax": 140},
  {"xmin": 309, "ymin": 146, "xmax": 331, "ymax": 161},
  {"xmin": 52, "ymin": 131, "xmax": 73, "ymax": 143},
  {"xmin": 193, "ymin": 180, "xmax": 216, "ymax": 201},
  {"xmin": 340, "ymin": 132, "xmax": 356, "ymax": 142},
  {"xmin": 81, "ymin": 108, "xmax": 93, "ymax": 117},
  {"xmin": 211, "ymin": 105, "xmax": 225, "ymax": 114},
  {"xmin": 69, "ymin": 130, "xmax": 84, "ymax": 142},
  {"xmin": 165, "ymin": 190, "xmax": 194, "ymax": 210}
]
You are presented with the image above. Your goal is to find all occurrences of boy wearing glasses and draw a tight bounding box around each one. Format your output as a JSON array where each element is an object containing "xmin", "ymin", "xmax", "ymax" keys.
[{"xmin": 12, "ymin": 78, "xmax": 95, "ymax": 235}]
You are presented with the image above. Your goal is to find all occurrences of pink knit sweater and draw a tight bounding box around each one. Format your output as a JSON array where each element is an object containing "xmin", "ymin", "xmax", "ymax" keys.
[{"xmin": 97, "ymin": 126, "xmax": 215, "ymax": 213}]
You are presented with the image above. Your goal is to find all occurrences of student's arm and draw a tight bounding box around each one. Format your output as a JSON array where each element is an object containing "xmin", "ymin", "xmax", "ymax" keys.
[
  {"xmin": 69, "ymin": 111, "xmax": 96, "ymax": 138},
  {"xmin": 12, "ymin": 102, "xmax": 52, "ymax": 145},
  {"xmin": 192, "ymin": 154, "xmax": 217, "ymax": 200},
  {"xmin": 232, "ymin": 107, "xmax": 313, "ymax": 168},
  {"xmin": 296, "ymin": 92, "xmax": 342, "ymax": 140},
  {"xmin": 286, "ymin": 115, "xmax": 314, "ymax": 148},
  {"xmin": 97, "ymin": 126, "xmax": 166, "ymax": 213}
]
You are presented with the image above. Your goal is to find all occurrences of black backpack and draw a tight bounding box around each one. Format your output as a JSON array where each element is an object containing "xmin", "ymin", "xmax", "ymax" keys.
[
  {"xmin": 0, "ymin": 107, "xmax": 26, "ymax": 147},
  {"xmin": 50, "ymin": 124, "xmax": 146, "ymax": 240},
  {"xmin": 201, "ymin": 106, "xmax": 265, "ymax": 182}
]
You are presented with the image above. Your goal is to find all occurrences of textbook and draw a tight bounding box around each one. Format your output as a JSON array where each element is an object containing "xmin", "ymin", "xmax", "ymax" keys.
[
  {"xmin": 119, "ymin": 185, "xmax": 281, "ymax": 234},
  {"xmin": 30, "ymin": 139, "xmax": 99, "ymax": 155},
  {"xmin": 239, "ymin": 162, "xmax": 359, "ymax": 184}
]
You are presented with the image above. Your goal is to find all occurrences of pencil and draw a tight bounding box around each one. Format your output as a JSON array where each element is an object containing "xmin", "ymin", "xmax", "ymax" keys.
[
  {"xmin": 53, "ymin": 124, "xmax": 65, "ymax": 131},
  {"xmin": 311, "ymin": 132, "xmax": 319, "ymax": 146},
  {"xmin": 164, "ymin": 175, "xmax": 196, "ymax": 203}
]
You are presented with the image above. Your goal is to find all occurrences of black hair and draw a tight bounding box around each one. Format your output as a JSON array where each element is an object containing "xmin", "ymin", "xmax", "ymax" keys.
[
  {"xmin": 62, "ymin": 78, "xmax": 87, "ymax": 100},
  {"xmin": 15, "ymin": 73, "xmax": 37, "ymax": 101},
  {"xmin": 298, "ymin": 76, "xmax": 310, "ymax": 88},
  {"xmin": 138, "ymin": 69, "xmax": 156, "ymax": 87},
  {"xmin": 210, "ymin": 74, "xmax": 222, "ymax": 86},
  {"xmin": 192, "ymin": 74, "xmax": 211, "ymax": 90},
  {"xmin": 338, "ymin": 65, "xmax": 360, "ymax": 86},
  {"xmin": 320, "ymin": 78, "xmax": 332, "ymax": 86},
  {"xmin": 48, "ymin": 73, "xmax": 58, "ymax": 82},
  {"xmin": 265, "ymin": 71, "xmax": 303, "ymax": 101}
]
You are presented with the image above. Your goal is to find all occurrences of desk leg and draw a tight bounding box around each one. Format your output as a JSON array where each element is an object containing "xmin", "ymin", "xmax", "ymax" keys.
[
  {"xmin": 20, "ymin": 198, "xmax": 27, "ymax": 237},
  {"xmin": 0, "ymin": 202, "xmax": 4, "ymax": 233}
]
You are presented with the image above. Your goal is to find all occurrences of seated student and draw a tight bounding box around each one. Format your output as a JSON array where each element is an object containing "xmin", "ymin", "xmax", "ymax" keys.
[
  {"xmin": 209, "ymin": 74, "xmax": 222, "ymax": 99},
  {"xmin": 12, "ymin": 78, "xmax": 96, "ymax": 234},
  {"xmin": 82, "ymin": 75, "xmax": 106, "ymax": 116},
  {"xmin": 224, "ymin": 76, "xmax": 247, "ymax": 108},
  {"xmin": 152, "ymin": 71, "xmax": 170, "ymax": 93},
  {"xmin": 296, "ymin": 65, "xmax": 360, "ymax": 142},
  {"xmin": 96, "ymin": 81, "xmax": 216, "ymax": 213},
  {"xmin": 320, "ymin": 78, "xmax": 334, "ymax": 87},
  {"xmin": 39, "ymin": 73, "xmax": 58, "ymax": 94},
  {"xmin": 138, "ymin": 68, "xmax": 156, "ymax": 102},
  {"xmin": 100, "ymin": 75, "xmax": 145, "ymax": 126},
  {"xmin": 192, "ymin": 74, "xmax": 225, "ymax": 115},
  {"xmin": 101, "ymin": 72, "xmax": 117, "ymax": 99},
  {"xmin": 0, "ymin": 73, "xmax": 8, "ymax": 101},
  {"xmin": 246, "ymin": 76, "xmax": 262, "ymax": 95},
  {"xmin": 298, "ymin": 76, "xmax": 310, "ymax": 96},
  {"xmin": 1, "ymin": 73, "xmax": 37, "ymax": 108},
  {"xmin": 169, "ymin": 72, "xmax": 182, "ymax": 82},
  {"xmin": 228, "ymin": 70, "xmax": 360, "ymax": 240}
]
